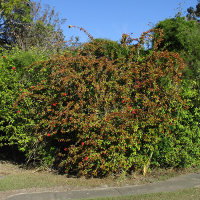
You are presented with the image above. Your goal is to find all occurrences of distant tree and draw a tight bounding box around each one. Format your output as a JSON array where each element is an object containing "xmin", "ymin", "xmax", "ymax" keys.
[
  {"xmin": 186, "ymin": 0, "xmax": 200, "ymax": 22},
  {"xmin": 0, "ymin": 0, "xmax": 32, "ymax": 48},
  {"xmin": 0, "ymin": 0, "xmax": 66, "ymax": 51},
  {"xmin": 26, "ymin": 1, "xmax": 67, "ymax": 52}
]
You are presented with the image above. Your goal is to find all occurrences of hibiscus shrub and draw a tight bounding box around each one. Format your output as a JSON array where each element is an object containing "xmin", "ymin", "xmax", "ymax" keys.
[{"xmin": 15, "ymin": 29, "xmax": 185, "ymax": 176}]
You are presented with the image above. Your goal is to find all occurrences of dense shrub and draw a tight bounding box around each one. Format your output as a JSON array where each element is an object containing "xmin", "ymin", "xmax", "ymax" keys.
[
  {"xmin": 14, "ymin": 29, "xmax": 186, "ymax": 176},
  {"xmin": 153, "ymin": 16, "xmax": 200, "ymax": 168},
  {"xmin": 0, "ymin": 47, "xmax": 49, "ymax": 153}
]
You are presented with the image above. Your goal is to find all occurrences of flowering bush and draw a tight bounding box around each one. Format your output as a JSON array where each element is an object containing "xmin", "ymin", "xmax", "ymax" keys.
[{"xmin": 14, "ymin": 29, "xmax": 186, "ymax": 176}]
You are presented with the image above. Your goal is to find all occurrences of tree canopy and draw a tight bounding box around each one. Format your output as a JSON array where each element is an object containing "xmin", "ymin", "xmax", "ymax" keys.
[
  {"xmin": 187, "ymin": 0, "xmax": 200, "ymax": 21},
  {"xmin": 0, "ymin": 0, "xmax": 66, "ymax": 51}
]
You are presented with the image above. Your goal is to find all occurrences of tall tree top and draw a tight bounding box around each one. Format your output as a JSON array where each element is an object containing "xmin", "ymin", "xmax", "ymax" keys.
[
  {"xmin": 187, "ymin": 0, "xmax": 200, "ymax": 21},
  {"xmin": 0, "ymin": 0, "xmax": 32, "ymax": 23}
]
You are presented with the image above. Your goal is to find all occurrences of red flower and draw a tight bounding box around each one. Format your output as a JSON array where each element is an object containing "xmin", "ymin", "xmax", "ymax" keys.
[
  {"xmin": 12, "ymin": 67, "xmax": 16, "ymax": 70},
  {"xmin": 81, "ymin": 142, "xmax": 84, "ymax": 146},
  {"xmin": 64, "ymin": 93, "xmax": 67, "ymax": 96},
  {"xmin": 121, "ymin": 100, "xmax": 124, "ymax": 103},
  {"xmin": 47, "ymin": 133, "xmax": 51, "ymax": 137},
  {"xmin": 52, "ymin": 103, "xmax": 56, "ymax": 106},
  {"xmin": 64, "ymin": 147, "xmax": 67, "ymax": 151},
  {"xmin": 132, "ymin": 110, "xmax": 136, "ymax": 114},
  {"xmin": 85, "ymin": 156, "xmax": 88, "ymax": 161},
  {"xmin": 19, "ymin": 89, "xmax": 22, "ymax": 92},
  {"xmin": 17, "ymin": 110, "xmax": 20, "ymax": 113},
  {"xmin": 170, "ymin": 122, "xmax": 173, "ymax": 125},
  {"xmin": 129, "ymin": 106, "xmax": 131, "ymax": 109},
  {"xmin": 3, "ymin": 55, "xmax": 5, "ymax": 59},
  {"xmin": 31, "ymin": 86, "xmax": 35, "ymax": 89}
]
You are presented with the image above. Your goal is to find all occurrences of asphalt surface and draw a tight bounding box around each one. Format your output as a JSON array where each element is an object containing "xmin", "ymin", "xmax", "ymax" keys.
[{"xmin": 5, "ymin": 172, "xmax": 200, "ymax": 200}]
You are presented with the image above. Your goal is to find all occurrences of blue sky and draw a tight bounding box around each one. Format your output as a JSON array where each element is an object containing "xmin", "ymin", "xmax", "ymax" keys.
[{"xmin": 34, "ymin": 0, "xmax": 197, "ymax": 42}]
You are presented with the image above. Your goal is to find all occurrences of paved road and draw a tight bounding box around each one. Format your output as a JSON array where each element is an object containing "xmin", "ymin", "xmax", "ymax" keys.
[{"xmin": 6, "ymin": 172, "xmax": 200, "ymax": 200}]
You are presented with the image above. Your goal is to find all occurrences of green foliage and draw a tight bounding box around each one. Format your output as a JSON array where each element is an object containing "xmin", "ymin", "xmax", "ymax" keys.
[
  {"xmin": 0, "ymin": 0, "xmax": 32, "ymax": 48},
  {"xmin": 154, "ymin": 17, "xmax": 198, "ymax": 52},
  {"xmin": 0, "ymin": 47, "xmax": 49, "ymax": 153},
  {"xmin": 84, "ymin": 38, "xmax": 130, "ymax": 60},
  {"xmin": 186, "ymin": 0, "xmax": 200, "ymax": 21},
  {"xmin": 1, "ymin": 19, "xmax": 200, "ymax": 177},
  {"xmin": 0, "ymin": 0, "xmax": 32, "ymax": 22},
  {"xmin": 153, "ymin": 16, "xmax": 200, "ymax": 168},
  {"xmin": 13, "ymin": 29, "xmax": 187, "ymax": 177},
  {"xmin": 0, "ymin": 0, "xmax": 66, "ymax": 52}
]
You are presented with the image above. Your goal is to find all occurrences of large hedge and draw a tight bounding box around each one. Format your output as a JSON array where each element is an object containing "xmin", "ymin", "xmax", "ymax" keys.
[
  {"xmin": 1, "ymin": 23, "xmax": 200, "ymax": 177},
  {"xmin": 10, "ymin": 29, "xmax": 193, "ymax": 177}
]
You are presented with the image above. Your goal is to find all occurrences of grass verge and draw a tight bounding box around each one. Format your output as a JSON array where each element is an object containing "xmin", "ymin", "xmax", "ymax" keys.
[
  {"xmin": 0, "ymin": 160, "xmax": 200, "ymax": 192},
  {"xmin": 83, "ymin": 187, "xmax": 200, "ymax": 200}
]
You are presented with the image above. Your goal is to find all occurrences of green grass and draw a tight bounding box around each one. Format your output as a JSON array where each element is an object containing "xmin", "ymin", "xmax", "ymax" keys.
[
  {"xmin": 0, "ymin": 172, "xmax": 69, "ymax": 191},
  {"xmin": 1, "ymin": 161, "xmax": 200, "ymax": 200},
  {"xmin": 84, "ymin": 187, "xmax": 200, "ymax": 200},
  {"xmin": 1, "ymin": 161, "xmax": 184, "ymax": 192}
]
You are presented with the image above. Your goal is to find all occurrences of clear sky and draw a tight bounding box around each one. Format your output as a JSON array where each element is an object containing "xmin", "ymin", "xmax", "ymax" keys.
[{"xmin": 34, "ymin": 0, "xmax": 197, "ymax": 43}]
